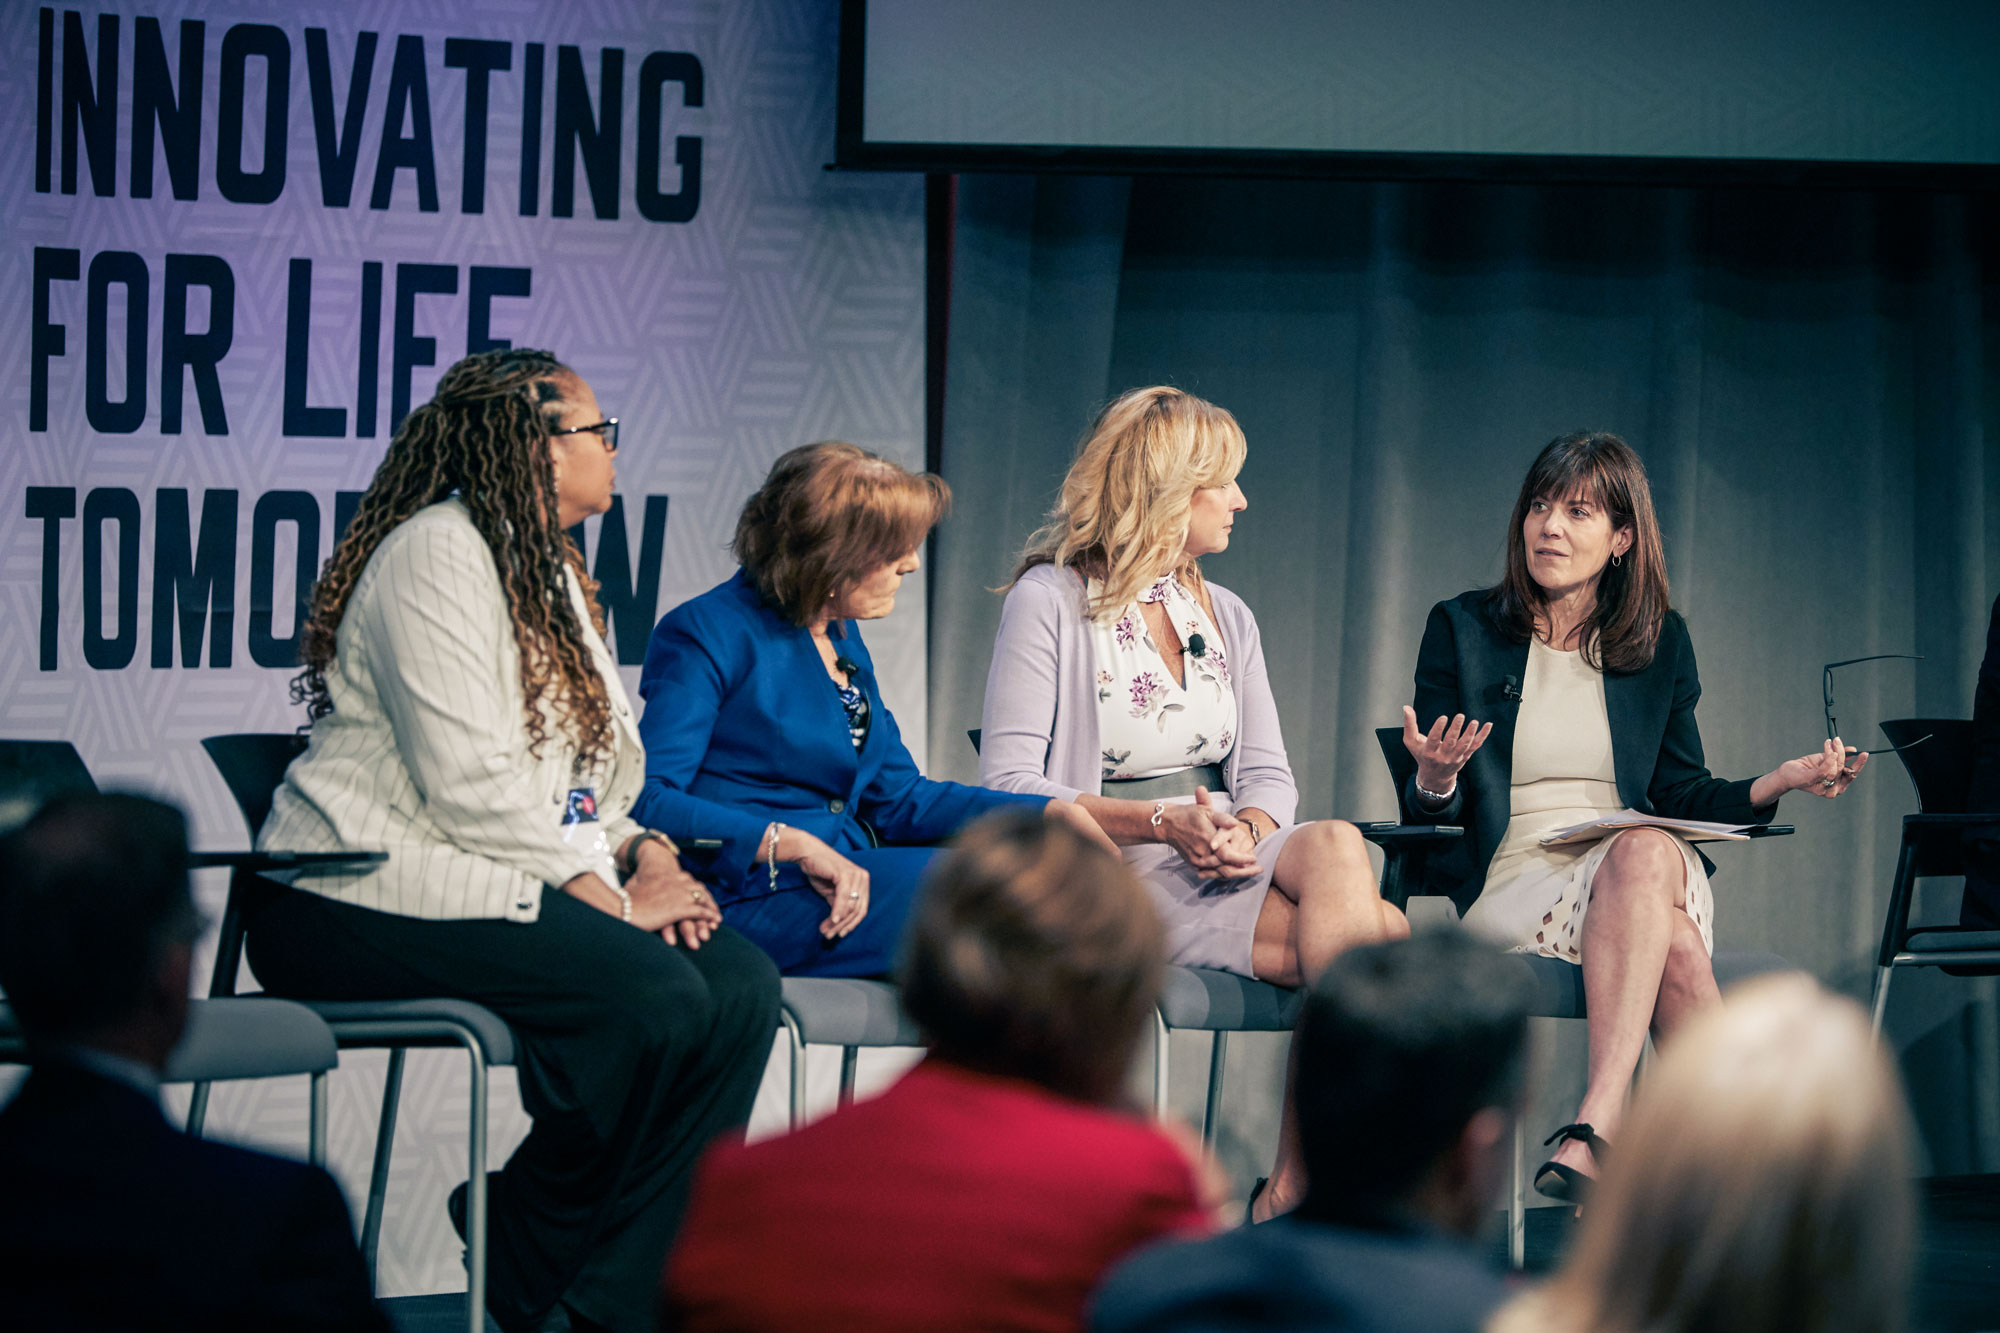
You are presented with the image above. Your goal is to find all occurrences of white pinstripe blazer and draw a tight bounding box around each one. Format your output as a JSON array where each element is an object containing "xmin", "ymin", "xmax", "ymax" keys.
[{"xmin": 260, "ymin": 499, "xmax": 646, "ymax": 921}]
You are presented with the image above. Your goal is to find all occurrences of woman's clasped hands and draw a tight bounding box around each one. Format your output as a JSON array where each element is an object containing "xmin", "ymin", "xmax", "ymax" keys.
[
  {"xmin": 1166, "ymin": 787, "xmax": 1261, "ymax": 881},
  {"xmin": 565, "ymin": 835, "xmax": 723, "ymax": 947}
]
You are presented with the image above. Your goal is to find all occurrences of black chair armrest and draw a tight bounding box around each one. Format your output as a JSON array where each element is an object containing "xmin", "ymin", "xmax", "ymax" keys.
[
  {"xmin": 1354, "ymin": 822, "xmax": 1464, "ymax": 845},
  {"xmin": 1352, "ymin": 824, "xmax": 1465, "ymax": 910},
  {"xmin": 190, "ymin": 850, "xmax": 388, "ymax": 870}
]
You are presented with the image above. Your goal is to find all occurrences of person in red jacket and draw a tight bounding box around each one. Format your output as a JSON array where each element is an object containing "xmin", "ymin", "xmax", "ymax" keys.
[{"xmin": 662, "ymin": 809, "xmax": 1221, "ymax": 1332}]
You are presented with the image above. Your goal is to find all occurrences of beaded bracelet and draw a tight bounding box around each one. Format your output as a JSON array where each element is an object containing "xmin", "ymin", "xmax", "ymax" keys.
[{"xmin": 766, "ymin": 821, "xmax": 786, "ymax": 893}]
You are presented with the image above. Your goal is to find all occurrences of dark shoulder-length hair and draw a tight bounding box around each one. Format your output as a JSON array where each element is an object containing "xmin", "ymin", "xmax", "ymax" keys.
[
  {"xmin": 732, "ymin": 441, "xmax": 949, "ymax": 626},
  {"xmin": 1488, "ymin": 431, "xmax": 1670, "ymax": 674}
]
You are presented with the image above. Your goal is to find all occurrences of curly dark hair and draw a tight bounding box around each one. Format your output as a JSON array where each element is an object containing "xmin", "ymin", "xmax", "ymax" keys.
[{"xmin": 291, "ymin": 348, "xmax": 615, "ymax": 764}]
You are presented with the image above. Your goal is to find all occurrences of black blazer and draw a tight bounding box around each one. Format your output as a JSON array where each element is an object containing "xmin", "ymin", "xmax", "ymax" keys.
[
  {"xmin": 0, "ymin": 1062, "xmax": 389, "ymax": 1333},
  {"xmin": 1401, "ymin": 590, "xmax": 1774, "ymax": 917}
]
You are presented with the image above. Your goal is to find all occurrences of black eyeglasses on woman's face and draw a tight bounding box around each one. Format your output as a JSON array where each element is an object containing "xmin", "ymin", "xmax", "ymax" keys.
[
  {"xmin": 550, "ymin": 418, "xmax": 618, "ymax": 453},
  {"xmin": 1823, "ymin": 654, "xmax": 1928, "ymax": 756}
]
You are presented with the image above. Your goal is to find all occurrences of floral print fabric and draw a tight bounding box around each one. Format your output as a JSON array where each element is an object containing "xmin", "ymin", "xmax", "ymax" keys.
[{"xmin": 1088, "ymin": 575, "xmax": 1238, "ymax": 781}]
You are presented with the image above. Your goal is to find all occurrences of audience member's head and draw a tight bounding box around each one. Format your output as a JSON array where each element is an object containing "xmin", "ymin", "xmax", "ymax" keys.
[
  {"xmin": 1491, "ymin": 974, "xmax": 1917, "ymax": 1333},
  {"xmin": 898, "ymin": 809, "xmax": 1163, "ymax": 1105},
  {"xmin": 1294, "ymin": 928, "xmax": 1534, "ymax": 1234},
  {"xmin": 0, "ymin": 792, "xmax": 199, "ymax": 1067}
]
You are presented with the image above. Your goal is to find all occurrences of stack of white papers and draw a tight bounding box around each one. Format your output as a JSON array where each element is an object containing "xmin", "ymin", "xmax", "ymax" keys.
[{"xmin": 1538, "ymin": 811, "xmax": 1755, "ymax": 848}]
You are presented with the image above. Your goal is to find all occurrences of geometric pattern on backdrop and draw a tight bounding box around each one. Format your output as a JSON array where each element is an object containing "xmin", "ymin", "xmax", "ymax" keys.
[{"xmin": 1, "ymin": 0, "xmax": 922, "ymax": 1293}]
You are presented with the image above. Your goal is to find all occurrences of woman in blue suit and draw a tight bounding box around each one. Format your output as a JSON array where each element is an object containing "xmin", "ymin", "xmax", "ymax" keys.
[{"xmin": 632, "ymin": 442, "xmax": 1108, "ymax": 975}]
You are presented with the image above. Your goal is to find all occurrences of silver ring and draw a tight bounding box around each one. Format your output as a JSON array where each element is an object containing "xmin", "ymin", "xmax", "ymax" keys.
[
  {"xmin": 849, "ymin": 890, "xmax": 861, "ymax": 900},
  {"xmin": 1821, "ymin": 777, "xmax": 1837, "ymax": 788},
  {"xmin": 690, "ymin": 889, "xmax": 704, "ymax": 901}
]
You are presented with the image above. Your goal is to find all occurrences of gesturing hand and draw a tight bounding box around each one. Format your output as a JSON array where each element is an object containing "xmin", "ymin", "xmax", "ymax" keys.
[
  {"xmin": 1779, "ymin": 737, "xmax": 1869, "ymax": 799},
  {"xmin": 787, "ymin": 831, "xmax": 871, "ymax": 939},
  {"xmin": 1401, "ymin": 706, "xmax": 1493, "ymax": 798}
]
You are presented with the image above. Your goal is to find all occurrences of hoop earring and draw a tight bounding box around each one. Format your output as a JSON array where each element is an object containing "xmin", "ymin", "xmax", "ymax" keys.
[{"xmin": 1612, "ymin": 553, "xmax": 1623, "ymax": 568}]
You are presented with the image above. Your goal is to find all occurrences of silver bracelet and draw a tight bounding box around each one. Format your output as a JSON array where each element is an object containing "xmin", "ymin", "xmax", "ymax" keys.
[
  {"xmin": 1150, "ymin": 801, "xmax": 1166, "ymax": 831},
  {"xmin": 766, "ymin": 821, "xmax": 786, "ymax": 893},
  {"xmin": 1415, "ymin": 777, "xmax": 1456, "ymax": 807}
]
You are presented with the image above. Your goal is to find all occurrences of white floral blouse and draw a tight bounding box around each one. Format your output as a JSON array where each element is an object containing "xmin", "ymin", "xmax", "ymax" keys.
[{"xmin": 1087, "ymin": 574, "xmax": 1238, "ymax": 781}]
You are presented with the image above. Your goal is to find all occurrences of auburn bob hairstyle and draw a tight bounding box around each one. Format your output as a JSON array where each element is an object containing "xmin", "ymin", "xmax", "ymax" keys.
[
  {"xmin": 897, "ymin": 809, "xmax": 1165, "ymax": 1106},
  {"xmin": 1012, "ymin": 386, "xmax": 1247, "ymax": 621},
  {"xmin": 1489, "ymin": 431, "xmax": 1670, "ymax": 673},
  {"xmin": 732, "ymin": 442, "xmax": 949, "ymax": 626}
]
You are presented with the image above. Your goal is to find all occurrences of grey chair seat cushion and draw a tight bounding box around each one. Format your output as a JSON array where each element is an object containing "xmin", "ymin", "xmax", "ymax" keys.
[
  {"xmin": 778, "ymin": 977, "xmax": 924, "ymax": 1048},
  {"xmin": 1157, "ymin": 966, "xmax": 1303, "ymax": 1032},
  {"xmin": 1514, "ymin": 948, "xmax": 1795, "ymax": 1021},
  {"xmin": 0, "ymin": 997, "xmax": 337, "ymax": 1083},
  {"xmin": 301, "ymin": 996, "xmax": 517, "ymax": 1065}
]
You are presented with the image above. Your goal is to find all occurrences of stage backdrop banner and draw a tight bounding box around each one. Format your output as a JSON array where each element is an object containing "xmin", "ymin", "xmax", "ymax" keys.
[{"xmin": 1, "ymin": 0, "xmax": 924, "ymax": 1293}]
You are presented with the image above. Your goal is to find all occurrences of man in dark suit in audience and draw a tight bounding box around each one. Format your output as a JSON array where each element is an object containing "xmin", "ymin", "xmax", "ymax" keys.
[
  {"xmin": 0, "ymin": 792, "xmax": 389, "ymax": 1333},
  {"xmin": 1089, "ymin": 928, "xmax": 1532, "ymax": 1333}
]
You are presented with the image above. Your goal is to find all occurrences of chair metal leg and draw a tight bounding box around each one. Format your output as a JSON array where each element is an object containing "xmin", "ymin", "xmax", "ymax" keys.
[
  {"xmin": 1202, "ymin": 1031, "xmax": 1229, "ymax": 1149},
  {"xmin": 1509, "ymin": 1114, "xmax": 1526, "ymax": 1269},
  {"xmin": 308, "ymin": 1071, "xmax": 327, "ymax": 1169},
  {"xmin": 466, "ymin": 1042, "xmax": 490, "ymax": 1333},
  {"xmin": 361, "ymin": 1048, "xmax": 406, "ymax": 1277},
  {"xmin": 838, "ymin": 1046, "xmax": 859, "ymax": 1109},
  {"xmin": 1870, "ymin": 964, "xmax": 1895, "ymax": 1039},
  {"xmin": 1152, "ymin": 1011, "xmax": 1171, "ymax": 1118},
  {"xmin": 779, "ymin": 1008, "xmax": 807, "ymax": 1131},
  {"xmin": 185, "ymin": 1080, "xmax": 211, "ymax": 1138}
]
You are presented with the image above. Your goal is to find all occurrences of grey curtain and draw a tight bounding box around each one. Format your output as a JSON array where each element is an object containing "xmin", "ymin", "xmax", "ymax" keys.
[{"xmin": 930, "ymin": 172, "xmax": 2000, "ymax": 1178}]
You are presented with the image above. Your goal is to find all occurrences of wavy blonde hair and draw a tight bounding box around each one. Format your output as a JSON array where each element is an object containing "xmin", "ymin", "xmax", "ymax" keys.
[
  {"xmin": 1489, "ymin": 974, "xmax": 1917, "ymax": 1333},
  {"xmin": 1010, "ymin": 386, "xmax": 1246, "ymax": 621}
]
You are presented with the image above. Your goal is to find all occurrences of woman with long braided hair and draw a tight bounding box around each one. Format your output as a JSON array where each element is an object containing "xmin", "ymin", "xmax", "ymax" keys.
[{"xmin": 250, "ymin": 349, "xmax": 780, "ymax": 1333}]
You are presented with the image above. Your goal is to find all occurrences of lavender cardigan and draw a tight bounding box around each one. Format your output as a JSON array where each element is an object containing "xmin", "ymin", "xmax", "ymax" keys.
[{"xmin": 978, "ymin": 563, "xmax": 1300, "ymax": 824}]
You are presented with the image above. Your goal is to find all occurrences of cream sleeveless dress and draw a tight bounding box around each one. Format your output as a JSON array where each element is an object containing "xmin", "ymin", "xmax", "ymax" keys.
[{"xmin": 1461, "ymin": 639, "xmax": 1715, "ymax": 961}]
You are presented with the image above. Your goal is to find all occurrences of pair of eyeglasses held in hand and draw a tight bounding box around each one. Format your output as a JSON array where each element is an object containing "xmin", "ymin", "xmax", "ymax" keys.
[{"xmin": 1823, "ymin": 654, "xmax": 1929, "ymax": 757}]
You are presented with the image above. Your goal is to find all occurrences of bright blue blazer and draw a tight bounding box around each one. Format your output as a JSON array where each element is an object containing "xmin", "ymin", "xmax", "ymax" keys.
[{"xmin": 632, "ymin": 569, "xmax": 1041, "ymax": 903}]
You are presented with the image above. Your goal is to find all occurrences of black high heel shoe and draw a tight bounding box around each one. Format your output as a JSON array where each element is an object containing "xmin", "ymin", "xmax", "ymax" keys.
[{"xmin": 1533, "ymin": 1122, "xmax": 1609, "ymax": 1205}]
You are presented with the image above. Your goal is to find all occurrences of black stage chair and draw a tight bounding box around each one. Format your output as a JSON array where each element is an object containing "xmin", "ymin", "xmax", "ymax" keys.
[
  {"xmin": 1870, "ymin": 719, "xmax": 2000, "ymax": 1036},
  {"xmin": 200, "ymin": 733, "xmax": 509, "ymax": 1333},
  {"xmin": 0, "ymin": 738, "xmax": 345, "ymax": 1164}
]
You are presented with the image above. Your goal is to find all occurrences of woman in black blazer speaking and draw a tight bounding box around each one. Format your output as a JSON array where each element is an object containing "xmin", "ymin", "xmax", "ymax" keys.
[{"xmin": 1399, "ymin": 432, "xmax": 1865, "ymax": 1203}]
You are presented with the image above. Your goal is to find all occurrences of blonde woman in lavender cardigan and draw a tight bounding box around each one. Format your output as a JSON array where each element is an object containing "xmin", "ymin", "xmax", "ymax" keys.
[{"xmin": 979, "ymin": 386, "xmax": 1408, "ymax": 1223}]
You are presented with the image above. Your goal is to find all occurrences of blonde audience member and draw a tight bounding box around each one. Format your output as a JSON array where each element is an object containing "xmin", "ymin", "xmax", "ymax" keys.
[{"xmin": 1489, "ymin": 974, "xmax": 1917, "ymax": 1333}]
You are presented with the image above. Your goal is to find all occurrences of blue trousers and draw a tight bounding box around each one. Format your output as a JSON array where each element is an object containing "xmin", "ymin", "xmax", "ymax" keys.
[{"xmin": 722, "ymin": 845, "xmax": 940, "ymax": 977}]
